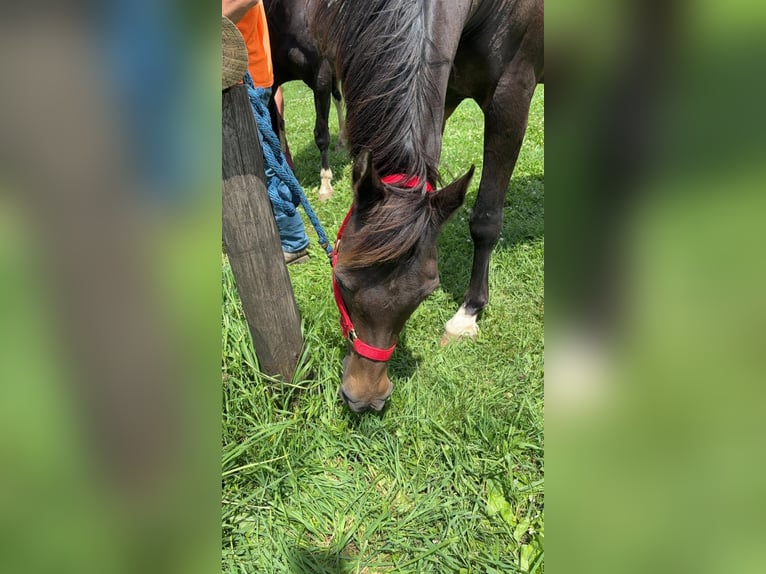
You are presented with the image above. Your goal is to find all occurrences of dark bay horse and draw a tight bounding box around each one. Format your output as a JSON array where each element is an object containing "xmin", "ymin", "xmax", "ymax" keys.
[
  {"xmin": 314, "ymin": 0, "xmax": 544, "ymax": 412},
  {"xmin": 263, "ymin": 0, "xmax": 344, "ymax": 200}
]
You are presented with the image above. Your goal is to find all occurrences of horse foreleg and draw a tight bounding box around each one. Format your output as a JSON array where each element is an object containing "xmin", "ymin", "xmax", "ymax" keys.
[
  {"xmin": 314, "ymin": 60, "xmax": 334, "ymax": 200},
  {"xmin": 442, "ymin": 66, "xmax": 537, "ymax": 344}
]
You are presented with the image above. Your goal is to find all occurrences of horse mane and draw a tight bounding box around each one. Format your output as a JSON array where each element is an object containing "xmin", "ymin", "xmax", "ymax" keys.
[
  {"xmin": 313, "ymin": 0, "xmax": 445, "ymax": 267},
  {"xmin": 313, "ymin": 0, "xmax": 440, "ymax": 185}
]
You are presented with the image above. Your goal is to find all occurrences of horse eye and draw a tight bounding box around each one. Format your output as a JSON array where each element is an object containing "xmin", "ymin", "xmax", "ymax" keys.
[{"xmin": 335, "ymin": 275, "xmax": 353, "ymax": 294}]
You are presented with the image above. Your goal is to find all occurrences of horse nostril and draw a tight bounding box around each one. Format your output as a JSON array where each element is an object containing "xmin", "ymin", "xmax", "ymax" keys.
[{"xmin": 339, "ymin": 387, "xmax": 369, "ymax": 413}]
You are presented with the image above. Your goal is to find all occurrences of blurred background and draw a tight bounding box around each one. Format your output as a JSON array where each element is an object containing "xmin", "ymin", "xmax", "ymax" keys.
[
  {"xmin": 546, "ymin": 0, "xmax": 766, "ymax": 572},
  {"xmin": 0, "ymin": 2, "xmax": 220, "ymax": 573},
  {"xmin": 1, "ymin": 0, "xmax": 765, "ymax": 572}
]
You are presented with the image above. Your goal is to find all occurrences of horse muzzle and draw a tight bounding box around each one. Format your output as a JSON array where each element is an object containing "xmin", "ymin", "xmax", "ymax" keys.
[
  {"xmin": 338, "ymin": 380, "xmax": 393, "ymax": 412},
  {"xmin": 339, "ymin": 355, "xmax": 394, "ymax": 412}
]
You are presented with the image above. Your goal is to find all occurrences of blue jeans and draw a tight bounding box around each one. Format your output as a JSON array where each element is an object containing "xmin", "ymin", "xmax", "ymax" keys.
[{"xmin": 253, "ymin": 88, "xmax": 310, "ymax": 254}]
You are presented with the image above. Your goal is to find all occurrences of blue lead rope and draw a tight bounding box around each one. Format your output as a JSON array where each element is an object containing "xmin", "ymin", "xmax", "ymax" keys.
[{"xmin": 243, "ymin": 73, "xmax": 333, "ymax": 262}]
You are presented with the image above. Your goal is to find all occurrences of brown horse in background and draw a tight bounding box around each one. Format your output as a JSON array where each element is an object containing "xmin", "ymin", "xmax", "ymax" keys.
[
  {"xmin": 313, "ymin": 0, "xmax": 544, "ymax": 412},
  {"xmin": 263, "ymin": 0, "xmax": 344, "ymax": 200}
]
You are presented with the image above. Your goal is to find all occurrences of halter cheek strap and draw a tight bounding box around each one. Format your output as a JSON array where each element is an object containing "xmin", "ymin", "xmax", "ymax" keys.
[
  {"xmin": 331, "ymin": 174, "xmax": 434, "ymax": 362},
  {"xmin": 332, "ymin": 208, "xmax": 397, "ymax": 362}
]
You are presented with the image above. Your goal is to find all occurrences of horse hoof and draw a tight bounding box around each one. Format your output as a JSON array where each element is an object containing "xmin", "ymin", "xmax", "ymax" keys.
[
  {"xmin": 441, "ymin": 305, "xmax": 479, "ymax": 345},
  {"xmin": 440, "ymin": 325, "xmax": 478, "ymax": 346},
  {"xmin": 319, "ymin": 169, "xmax": 334, "ymax": 201}
]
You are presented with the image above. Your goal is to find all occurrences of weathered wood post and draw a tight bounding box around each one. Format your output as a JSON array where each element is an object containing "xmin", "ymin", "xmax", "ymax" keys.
[{"xmin": 222, "ymin": 17, "xmax": 303, "ymax": 381}]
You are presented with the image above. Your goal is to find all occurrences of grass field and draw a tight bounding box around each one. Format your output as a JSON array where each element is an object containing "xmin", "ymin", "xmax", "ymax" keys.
[{"xmin": 222, "ymin": 82, "xmax": 544, "ymax": 573}]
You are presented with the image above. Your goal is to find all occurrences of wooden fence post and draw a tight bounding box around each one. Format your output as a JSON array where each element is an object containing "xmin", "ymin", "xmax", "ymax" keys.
[{"xmin": 222, "ymin": 84, "xmax": 303, "ymax": 381}]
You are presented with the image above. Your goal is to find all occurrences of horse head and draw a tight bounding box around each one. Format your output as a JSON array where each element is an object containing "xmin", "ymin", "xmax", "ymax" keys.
[{"xmin": 333, "ymin": 150, "xmax": 474, "ymax": 412}]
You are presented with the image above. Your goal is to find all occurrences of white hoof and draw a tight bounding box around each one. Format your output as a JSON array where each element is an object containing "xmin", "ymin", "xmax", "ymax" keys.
[
  {"xmin": 440, "ymin": 305, "xmax": 479, "ymax": 346},
  {"xmin": 319, "ymin": 168, "xmax": 334, "ymax": 201}
]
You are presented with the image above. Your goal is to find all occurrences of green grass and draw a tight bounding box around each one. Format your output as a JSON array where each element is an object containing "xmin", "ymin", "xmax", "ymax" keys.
[{"xmin": 222, "ymin": 82, "xmax": 544, "ymax": 572}]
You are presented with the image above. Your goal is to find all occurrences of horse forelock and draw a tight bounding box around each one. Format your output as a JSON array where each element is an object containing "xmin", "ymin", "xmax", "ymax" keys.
[{"xmin": 341, "ymin": 190, "xmax": 436, "ymax": 269}]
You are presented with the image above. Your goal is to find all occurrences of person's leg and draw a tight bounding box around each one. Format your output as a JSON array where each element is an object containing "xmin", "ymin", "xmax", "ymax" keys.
[
  {"xmin": 272, "ymin": 179, "xmax": 309, "ymax": 255},
  {"xmin": 253, "ymin": 87, "xmax": 309, "ymax": 258}
]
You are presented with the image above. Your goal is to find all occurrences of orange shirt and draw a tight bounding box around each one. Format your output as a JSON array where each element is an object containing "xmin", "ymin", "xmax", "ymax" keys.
[{"xmin": 235, "ymin": 2, "xmax": 274, "ymax": 88}]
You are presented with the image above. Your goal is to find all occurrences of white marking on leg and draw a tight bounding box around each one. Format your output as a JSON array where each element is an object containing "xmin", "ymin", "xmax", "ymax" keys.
[
  {"xmin": 441, "ymin": 304, "xmax": 479, "ymax": 345},
  {"xmin": 319, "ymin": 168, "xmax": 334, "ymax": 201}
]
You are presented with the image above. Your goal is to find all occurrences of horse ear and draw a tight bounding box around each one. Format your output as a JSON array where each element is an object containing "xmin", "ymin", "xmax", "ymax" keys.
[
  {"xmin": 352, "ymin": 148, "xmax": 386, "ymax": 211},
  {"xmin": 431, "ymin": 165, "xmax": 475, "ymax": 226}
]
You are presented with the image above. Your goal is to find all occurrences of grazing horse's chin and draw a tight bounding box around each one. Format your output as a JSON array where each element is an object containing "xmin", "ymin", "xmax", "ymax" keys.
[{"xmin": 339, "ymin": 354, "xmax": 394, "ymax": 413}]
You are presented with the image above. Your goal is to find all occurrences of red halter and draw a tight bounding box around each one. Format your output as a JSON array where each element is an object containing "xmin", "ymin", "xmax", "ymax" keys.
[{"xmin": 331, "ymin": 174, "xmax": 434, "ymax": 362}]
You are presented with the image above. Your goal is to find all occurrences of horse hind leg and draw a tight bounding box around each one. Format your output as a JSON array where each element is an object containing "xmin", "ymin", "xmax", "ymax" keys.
[
  {"xmin": 272, "ymin": 86, "xmax": 294, "ymax": 169},
  {"xmin": 314, "ymin": 59, "xmax": 334, "ymax": 200},
  {"xmin": 332, "ymin": 77, "xmax": 346, "ymax": 151},
  {"xmin": 442, "ymin": 65, "xmax": 537, "ymax": 344}
]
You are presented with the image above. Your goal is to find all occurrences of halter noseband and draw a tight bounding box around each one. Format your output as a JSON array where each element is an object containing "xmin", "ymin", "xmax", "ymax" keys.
[{"xmin": 331, "ymin": 174, "xmax": 434, "ymax": 362}]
